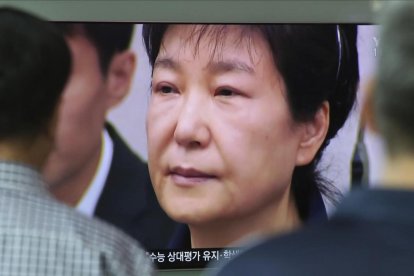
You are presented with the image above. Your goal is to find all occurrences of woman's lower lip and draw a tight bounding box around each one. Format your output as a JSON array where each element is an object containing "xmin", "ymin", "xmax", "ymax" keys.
[{"xmin": 170, "ymin": 174, "xmax": 214, "ymax": 186}]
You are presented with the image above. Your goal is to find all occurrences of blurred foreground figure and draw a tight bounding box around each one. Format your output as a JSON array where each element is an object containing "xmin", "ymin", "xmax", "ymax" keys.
[
  {"xmin": 213, "ymin": 3, "xmax": 414, "ymax": 275},
  {"xmin": 0, "ymin": 7, "xmax": 152, "ymax": 275}
]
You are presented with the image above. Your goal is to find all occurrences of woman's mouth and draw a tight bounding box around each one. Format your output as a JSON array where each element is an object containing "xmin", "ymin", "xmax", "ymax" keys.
[{"xmin": 169, "ymin": 166, "xmax": 216, "ymax": 186}]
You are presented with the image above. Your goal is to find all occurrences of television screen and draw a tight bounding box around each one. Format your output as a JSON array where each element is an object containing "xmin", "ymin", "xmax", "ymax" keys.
[{"xmin": 106, "ymin": 23, "xmax": 380, "ymax": 270}]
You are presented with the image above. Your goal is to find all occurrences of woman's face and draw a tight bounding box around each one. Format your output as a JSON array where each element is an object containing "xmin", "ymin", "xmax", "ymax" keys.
[{"xmin": 147, "ymin": 25, "xmax": 309, "ymax": 225}]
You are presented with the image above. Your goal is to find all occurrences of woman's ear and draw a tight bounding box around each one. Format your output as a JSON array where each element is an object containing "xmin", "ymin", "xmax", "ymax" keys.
[
  {"xmin": 296, "ymin": 101, "xmax": 330, "ymax": 166},
  {"xmin": 104, "ymin": 50, "xmax": 136, "ymax": 109}
]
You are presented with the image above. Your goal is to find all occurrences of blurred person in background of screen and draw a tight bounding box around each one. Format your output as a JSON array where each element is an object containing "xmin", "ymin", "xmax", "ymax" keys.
[{"xmin": 42, "ymin": 22, "xmax": 177, "ymax": 250}]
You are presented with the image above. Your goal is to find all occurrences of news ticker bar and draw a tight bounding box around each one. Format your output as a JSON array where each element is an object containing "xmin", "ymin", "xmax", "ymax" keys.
[{"xmin": 147, "ymin": 247, "xmax": 242, "ymax": 269}]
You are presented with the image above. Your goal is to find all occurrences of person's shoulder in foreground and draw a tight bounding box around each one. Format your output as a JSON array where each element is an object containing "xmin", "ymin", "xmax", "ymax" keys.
[
  {"xmin": 0, "ymin": 162, "xmax": 154, "ymax": 276},
  {"xmin": 210, "ymin": 2, "xmax": 414, "ymax": 276},
  {"xmin": 211, "ymin": 188, "xmax": 414, "ymax": 276}
]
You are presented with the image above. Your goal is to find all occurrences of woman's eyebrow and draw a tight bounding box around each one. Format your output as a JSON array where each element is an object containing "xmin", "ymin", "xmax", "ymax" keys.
[
  {"xmin": 153, "ymin": 57, "xmax": 255, "ymax": 75},
  {"xmin": 154, "ymin": 57, "xmax": 179, "ymax": 71},
  {"xmin": 208, "ymin": 60, "xmax": 255, "ymax": 75}
]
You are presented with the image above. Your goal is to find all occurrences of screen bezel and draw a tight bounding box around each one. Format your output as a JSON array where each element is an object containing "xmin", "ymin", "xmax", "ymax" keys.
[{"xmin": 0, "ymin": 0, "xmax": 378, "ymax": 24}]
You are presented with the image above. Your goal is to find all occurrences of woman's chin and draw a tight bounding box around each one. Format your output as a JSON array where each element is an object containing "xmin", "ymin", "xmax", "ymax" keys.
[{"xmin": 166, "ymin": 207, "xmax": 220, "ymax": 226}]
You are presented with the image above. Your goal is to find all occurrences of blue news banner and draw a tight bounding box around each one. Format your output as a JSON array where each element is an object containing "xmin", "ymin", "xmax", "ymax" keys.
[{"xmin": 147, "ymin": 248, "xmax": 241, "ymax": 269}]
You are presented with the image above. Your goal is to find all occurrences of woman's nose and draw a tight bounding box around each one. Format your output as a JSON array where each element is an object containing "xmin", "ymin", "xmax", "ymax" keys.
[{"xmin": 173, "ymin": 95, "xmax": 211, "ymax": 149}]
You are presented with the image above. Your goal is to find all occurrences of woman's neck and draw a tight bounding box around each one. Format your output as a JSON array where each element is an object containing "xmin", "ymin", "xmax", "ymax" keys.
[{"xmin": 189, "ymin": 189, "xmax": 301, "ymax": 248}]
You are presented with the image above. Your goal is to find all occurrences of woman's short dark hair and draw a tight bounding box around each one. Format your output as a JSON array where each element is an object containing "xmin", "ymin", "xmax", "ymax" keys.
[
  {"xmin": 0, "ymin": 7, "xmax": 71, "ymax": 140},
  {"xmin": 142, "ymin": 24, "xmax": 359, "ymax": 221}
]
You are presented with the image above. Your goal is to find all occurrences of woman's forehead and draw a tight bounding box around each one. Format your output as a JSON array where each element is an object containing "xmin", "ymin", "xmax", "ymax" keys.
[
  {"xmin": 159, "ymin": 24, "xmax": 269, "ymax": 63},
  {"xmin": 166, "ymin": 24, "xmax": 251, "ymax": 41}
]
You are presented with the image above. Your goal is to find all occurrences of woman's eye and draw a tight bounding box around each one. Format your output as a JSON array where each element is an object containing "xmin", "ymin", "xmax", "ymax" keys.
[
  {"xmin": 216, "ymin": 88, "xmax": 236, "ymax": 97},
  {"xmin": 160, "ymin": 85, "xmax": 174, "ymax": 94},
  {"xmin": 153, "ymin": 83, "xmax": 177, "ymax": 94}
]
